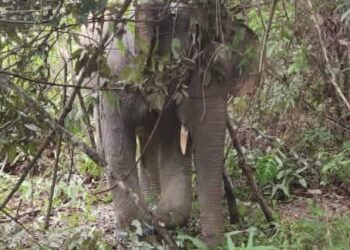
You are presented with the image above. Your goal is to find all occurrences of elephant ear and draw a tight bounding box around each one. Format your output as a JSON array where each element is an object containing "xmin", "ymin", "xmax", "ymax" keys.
[
  {"xmin": 197, "ymin": 18, "xmax": 259, "ymax": 95},
  {"xmin": 228, "ymin": 21, "xmax": 260, "ymax": 97}
]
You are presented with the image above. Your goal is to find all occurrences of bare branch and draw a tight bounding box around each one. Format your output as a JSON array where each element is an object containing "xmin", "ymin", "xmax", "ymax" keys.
[
  {"xmin": 78, "ymin": 91, "xmax": 96, "ymax": 149},
  {"xmin": 226, "ymin": 118, "xmax": 275, "ymax": 224},
  {"xmin": 0, "ymin": 132, "xmax": 54, "ymax": 211},
  {"xmin": 307, "ymin": 0, "xmax": 350, "ymax": 113},
  {"xmin": 44, "ymin": 134, "xmax": 62, "ymax": 230},
  {"xmin": 0, "ymin": 208, "xmax": 42, "ymax": 247},
  {"xmin": 259, "ymin": 0, "xmax": 279, "ymax": 75}
]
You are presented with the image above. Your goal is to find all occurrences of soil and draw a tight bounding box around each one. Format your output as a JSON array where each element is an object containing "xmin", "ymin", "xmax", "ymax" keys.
[{"xmin": 1, "ymin": 187, "xmax": 350, "ymax": 249}]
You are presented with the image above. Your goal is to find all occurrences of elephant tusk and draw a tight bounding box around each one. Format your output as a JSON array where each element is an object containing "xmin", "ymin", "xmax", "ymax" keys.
[{"xmin": 180, "ymin": 124, "xmax": 189, "ymax": 155}]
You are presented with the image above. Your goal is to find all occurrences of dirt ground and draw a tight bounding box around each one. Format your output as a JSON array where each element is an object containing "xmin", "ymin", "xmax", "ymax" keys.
[{"xmin": 1, "ymin": 188, "xmax": 350, "ymax": 249}]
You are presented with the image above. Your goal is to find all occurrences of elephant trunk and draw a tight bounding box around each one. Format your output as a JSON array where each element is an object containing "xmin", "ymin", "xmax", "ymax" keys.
[{"xmin": 193, "ymin": 91, "xmax": 227, "ymax": 246}]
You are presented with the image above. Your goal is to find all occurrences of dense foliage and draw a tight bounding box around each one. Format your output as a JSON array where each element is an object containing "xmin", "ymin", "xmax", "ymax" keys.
[{"xmin": 0, "ymin": 0, "xmax": 349, "ymax": 249}]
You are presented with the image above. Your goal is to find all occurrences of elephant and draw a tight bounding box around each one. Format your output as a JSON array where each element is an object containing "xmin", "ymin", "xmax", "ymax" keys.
[{"xmin": 81, "ymin": 1, "xmax": 259, "ymax": 247}]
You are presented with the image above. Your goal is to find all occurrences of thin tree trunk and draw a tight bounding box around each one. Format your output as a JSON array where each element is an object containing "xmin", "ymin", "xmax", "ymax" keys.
[{"xmin": 44, "ymin": 134, "xmax": 62, "ymax": 230}]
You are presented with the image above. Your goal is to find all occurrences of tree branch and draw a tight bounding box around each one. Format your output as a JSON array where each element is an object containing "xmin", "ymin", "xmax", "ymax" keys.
[
  {"xmin": 44, "ymin": 134, "xmax": 62, "ymax": 230},
  {"xmin": 0, "ymin": 2, "xmax": 179, "ymax": 247},
  {"xmin": 78, "ymin": 90, "xmax": 96, "ymax": 149},
  {"xmin": 307, "ymin": 0, "xmax": 350, "ymax": 113},
  {"xmin": 226, "ymin": 118, "xmax": 274, "ymax": 224},
  {"xmin": 258, "ymin": 0, "xmax": 278, "ymax": 76}
]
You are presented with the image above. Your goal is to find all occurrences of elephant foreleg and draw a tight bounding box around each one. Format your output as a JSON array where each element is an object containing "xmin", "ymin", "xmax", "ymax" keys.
[{"xmin": 99, "ymin": 92, "xmax": 143, "ymax": 229}]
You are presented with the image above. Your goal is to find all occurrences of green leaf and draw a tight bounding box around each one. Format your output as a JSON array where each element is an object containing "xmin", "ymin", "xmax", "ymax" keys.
[
  {"xmin": 171, "ymin": 38, "xmax": 182, "ymax": 60},
  {"xmin": 271, "ymin": 183, "xmax": 290, "ymax": 198},
  {"xmin": 298, "ymin": 177, "xmax": 307, "ymax": 188},
  {"xmin": 71, "ymin": 48, "xmax": 83, "ymax": 59},
  {"xmin": 135, "ymin": 34, "xmax": 150, "ymax": 54},
  {"xmin": 116, "ymin": 38, "xmax": 126, "ymax": 57},
  {"xmin": 226, "ymin": 235, "xmax": 235, "ymax": 250},
  {"xmin": 131, "ymin": 220, "xmax": 143, "ymax": 236},
  {"xmin": 7, "ymin": 145, "xmax": 17, "ymax": 162},
  {"xmin": 247, "ymin": 227, "xmax": 256, "ymax": 249},
  {"xmin": 120, "ymin": 66, "xmax": 133, "ymax": 81},
  {"xmin": 177, "ymin": 235, "xmax": 208, "ymax": 250},
  {"xmin": 24, "ymin": 123, "xmax": 41, "ymax": 133},
  {"xmin": 341, "ymin": 8, "xmax": 350, "ymax": 22},
  {"xmin": 0, "ymin": 136, "xmax": 9, "ymax": 144},
  {"xmin": 158, "ymin": 59, "xmax": 164, "ymax": 72},
  {"xmin": 231, "ymin": 28, "xmax": 245, "ymax": 47},
  {"xmin": 98, "ymin": 55, "xmax": 112, "ymax": 78},
  {"xmin": 104, "ymin": 90, "xmax": 120, "ymax": 112},
  {"xmin": 256, "ymin": 155, "xmax": 279, "ymax": 185}
]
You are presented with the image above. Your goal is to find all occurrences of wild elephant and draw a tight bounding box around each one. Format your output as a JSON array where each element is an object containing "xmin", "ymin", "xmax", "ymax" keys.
[{"xmin": 81, "ymin": 1, "xmax": 259, "ymax": 246}]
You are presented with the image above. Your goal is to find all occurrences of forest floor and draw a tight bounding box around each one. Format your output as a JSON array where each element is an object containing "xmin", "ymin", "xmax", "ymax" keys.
[
  {"xmin": 279, "ymin": 189, "xmax": 350, "ymax": 221},
  {"xmin": 1, "ymin": 170, "xmax": 350, "ymax": 250}
]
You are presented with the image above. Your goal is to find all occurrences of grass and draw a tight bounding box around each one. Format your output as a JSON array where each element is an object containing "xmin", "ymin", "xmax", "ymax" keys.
[
  {"xmin": 180, "ymin": 199, "xmax": 350, "ymax": 250},
  {"xmin": 1, "ymin": 168, "xmax": 350, "ymax": 249}
]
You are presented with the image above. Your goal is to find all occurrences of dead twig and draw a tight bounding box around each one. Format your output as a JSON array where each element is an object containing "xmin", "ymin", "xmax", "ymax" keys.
[
  {"xmin": 67, "ymin": 146, "xmax": 75, "ymax": 185},
  {"xmin": 78, "ymin": 90, "xmax": 96, "ymax": 149},
  {"xmin": 303, "ymin": 101, "xmax": 350, "ymax": 134},
  {"xmin": 258, "ymin": 0, "xmax": 278, "ymax": 76},
  {"xmin": 0, "ymin": 208, "xmax": 41, "ymax": 223},
  {"xmin": 256, "ymin": 5, "xmax": 266, "ymax": 33},
  {"xmin": 0, "ymin": 70, "xmax": 126, "ymax": 91},
  {"xmin": 0, "ymin": 132, "xmax": 54, "ymax": 211},
  {"xmin": 0, "ymin": 208, "xmax": 42, "ymax": 247},
  {"xmin": 44, "ymin": 134, "xmax": 62, "ymax": 230}
]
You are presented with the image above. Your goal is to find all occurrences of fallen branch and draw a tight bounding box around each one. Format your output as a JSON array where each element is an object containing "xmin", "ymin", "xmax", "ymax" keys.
[
  {"xmin": 0, "ymin": 208, "xmax": 42, "ymax": 247},
  {"xmin": 0, "ymin": 208, "xmax": 41, "ymax": 223},
  {"xmin": 226, "ymin": 119, "xmax": 274, "ymax": 224}
]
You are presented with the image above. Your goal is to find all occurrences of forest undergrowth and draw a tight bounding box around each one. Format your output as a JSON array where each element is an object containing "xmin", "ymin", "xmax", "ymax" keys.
[{"xmin": 1, "ymin": 0, "xmax": 350, "ymax": 249}]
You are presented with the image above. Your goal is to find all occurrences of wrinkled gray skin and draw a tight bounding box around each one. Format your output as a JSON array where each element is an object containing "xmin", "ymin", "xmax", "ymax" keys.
[{"xmin": 84, "ymin": 2, "xmax": 258, "ymax": 247}]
